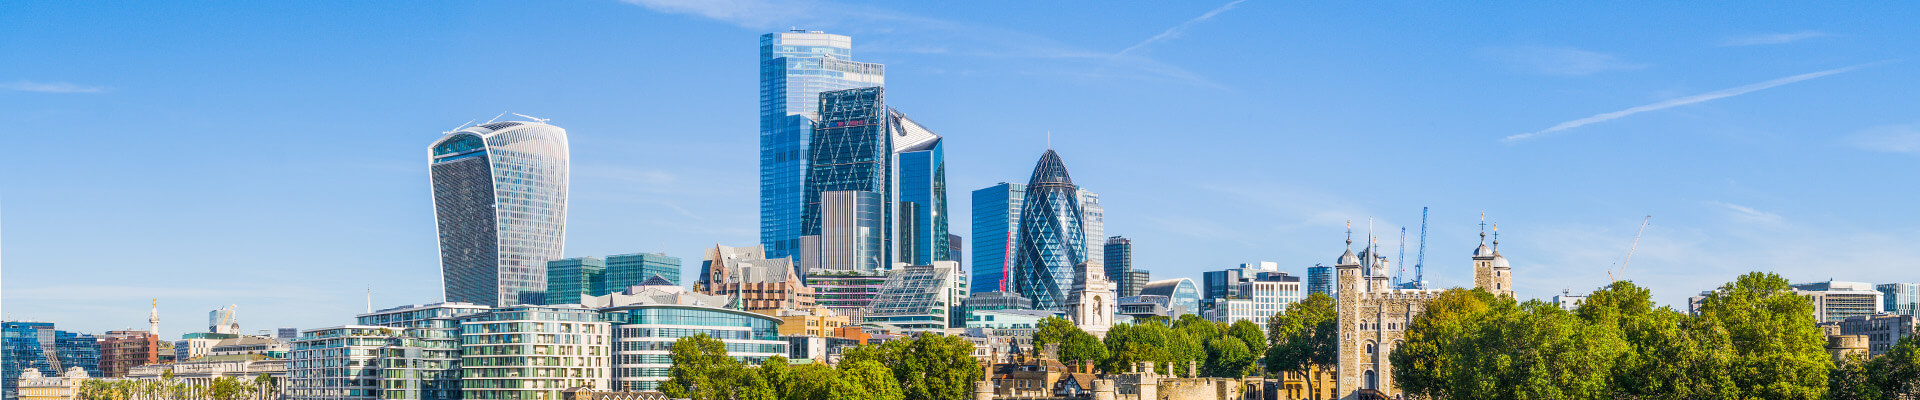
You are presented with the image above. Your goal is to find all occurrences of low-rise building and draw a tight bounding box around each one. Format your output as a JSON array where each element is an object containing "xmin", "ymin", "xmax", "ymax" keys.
[
  {"xmin": 459, "ymin": 305, "xmax": 611, "ymax": 399},
  {"xmin": 964, "ymin": 309, "xmax": 1060, "ymax": 352},
  {"xmin": 752, "ymin": 308, "xmax": 848, "ymax": 338},
  {"xmin": 804, "ymin": 270, "xmax": 889, "ymax": 324},
  {"xmin": 864, "ymin": 261, "xmax": 968, "ymax": 331},
  {"xmin": 695, "ymin": 244, "xmax": 816, "ymax": 311},
  {"xmin": 1793, "ymin": 281, "xmax": 1885, "ymax": 323},
  {"xmin": 589, "ymin": 277, "xmax": 784, "ymax": 391},
  {"xmin": 1839, "ymin": 314, "xmax": 1917, "ymax": 357},
  {"xmin": 1138, "ymin": 279, "xmax": 1200, "ymax": 318},
  {"xmin": 14, "ymin": 368, "xmax": 86, "ymax": 400},
  {"xmin": 98, "ymin": 330, "xmax": 160, "ymax": 378}
]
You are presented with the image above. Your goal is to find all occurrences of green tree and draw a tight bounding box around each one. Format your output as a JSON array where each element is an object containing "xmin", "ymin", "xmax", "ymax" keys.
[
  {"xmin": 760, "ymin": 356, "xmax": 793, "ymax": 400},
  {"xmin": 840, "ymin": 360, "xmax": 905, "ymax": 400},
  {"xmin": 1265, "ymin": 292, "xmax": 1337, "ymax": 397},
  {"xmin": 1390, "ymin": 288, "xmax": 1494, "ymax": 398},
  {"xmin": 1031, "ymin": 317, "xmax": 1107, "ymax": 365},
  {"xmin": 1203, "ymin": 336, "xmax": 1255, "ymax": 378},
  {"xmin": 836, "ymin": 334, "xmax": 985, "ymax": 400},
  {"xmin": 207, "ymin": 376, "xmax": 249, "ymax": 400},
  {"xmin": 1831, "ymin": 354, "xmax": 1882, "ymax": 400},
  {"xmin": 1103, "ymin": 322, "xmax": 1190, "ymax": 375},
  {"xmin": 1866, "ymin": 335, "xmax": 1920, "ymax": 398},
  {"xmin": 1697, "ymin": 272, "xmax": 1829, "ymax": 400},
  {"xmin": 1228, "ymin": 320, "xmax": 1266, "ymax": 357},
  {"xmin": 1579, "ymin": 281, "xmax": 1736, "ymax": 399},
  {"xmin": 661, "ymin": 334, "xmax": 770, "ymax": 400}
]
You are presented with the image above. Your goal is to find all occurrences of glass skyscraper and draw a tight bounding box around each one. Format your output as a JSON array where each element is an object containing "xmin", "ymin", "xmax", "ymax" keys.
[
  {"xmin": 429, "ymin": 119, "xmax": 570, "ymax": 307},
  {"xmin": 970, "ymin": 183, "xmax": 1025, "ymax": 293},
  {"xmin": 800, "ymin": 87, "xmax": 892, "ymax": 272},
  {"xmin": 544, "ymin": 257, "xmax": 607, "ymax": 306},
  {"xmin": 1013, "ymin": 150, "xmax": 1090, "ymax": 311},
  {"xmin": 760, "ymin": 30, "xmax": 885, "ymax": 261},
  {"xmin": 892, "ymin": 109, "xmax": 949, "ymax": 265}
]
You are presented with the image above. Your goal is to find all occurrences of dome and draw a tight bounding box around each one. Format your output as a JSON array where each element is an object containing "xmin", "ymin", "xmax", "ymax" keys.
[
  {"xmin": 1473, "ymin": 243, "xmax": 1495, "ymax": 258},
  {"xmin": 1492, "ymin": 252, "xmax": 1510, "ymax": 269},
  {"xmin": 1337, "ymin": 249, "xmax": 1360, "ymax": 265}
]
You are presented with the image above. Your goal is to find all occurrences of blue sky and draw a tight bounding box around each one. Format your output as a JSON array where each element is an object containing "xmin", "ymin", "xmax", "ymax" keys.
[{"xmin": 4, "ymin": 1, "xmax": 1918, "ymax": 337}]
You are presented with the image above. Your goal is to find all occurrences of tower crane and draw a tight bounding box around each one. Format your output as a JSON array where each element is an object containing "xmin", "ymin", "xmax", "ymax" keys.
[
  {"xmin": 1413, "ymin": 207, "xmax": 1429, "ymax": 289},
  {"xmin": 1396, "ymin": 227, "xmax": 1407, "ymax": 287},
  {"xmin": 1610, "ymin": 215, "xmax": 1652, "ymax": 282}
]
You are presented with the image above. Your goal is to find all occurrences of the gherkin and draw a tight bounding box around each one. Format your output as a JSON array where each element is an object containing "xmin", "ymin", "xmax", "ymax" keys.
[{"xmin": 1013, "ymin": 150, "xmax": 1087, "ymax": 311}]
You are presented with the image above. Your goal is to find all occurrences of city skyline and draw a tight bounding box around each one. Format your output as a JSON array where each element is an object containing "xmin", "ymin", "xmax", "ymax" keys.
[{"xmin": 6, "ymin": 1, "xmax": 1920, "ymax": 337}]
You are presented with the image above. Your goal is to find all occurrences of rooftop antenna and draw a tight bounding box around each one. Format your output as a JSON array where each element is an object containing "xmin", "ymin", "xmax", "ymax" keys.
[
  {"xmin": 444, "ymin": 119, "xmax": 476, "ymax": 134},
  {"xmin": 484, "ymin": 111, "xmax": 508, "ymax": 124},
  {"xmin": 511, "ymin": 113, "xmax": 550, "ymax": 123},
  {"xmin": 366, "ymin": 286, "xmax": 373, "ymax": 313},
  {"xmin": 1046, "ymin": 130, "xmax": 1052, "ymax": 149}
]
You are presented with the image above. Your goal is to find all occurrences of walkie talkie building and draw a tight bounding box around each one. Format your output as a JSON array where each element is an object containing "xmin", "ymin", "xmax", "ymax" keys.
[{"xmin": 429, "ymin": 119, "xmax": 569, "ymax": 307}]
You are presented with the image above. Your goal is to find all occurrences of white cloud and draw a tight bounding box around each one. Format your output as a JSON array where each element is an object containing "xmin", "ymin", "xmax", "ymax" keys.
[
  {"xmin": 1481, "ymin": 46, "xmax": 1647, "ymax": 76},
  {"xmin": 621, "ymin": 0, "xmax": 1228, "ymax": 87},
  {"xmin": 1720, "ymin": 30, "xmax": 1830, "ymax": 46},
  {"xmin": 1844, "ymin": 123, "xmax": 1920, "ymax": 154},
  {"xmin": 1505, "ymin": 62, "xmax": 1880, "ymax": 142},
  {"xmin": 1705, "ymin": 201, "xmax": 1783, "ymax": 225},
  {"xmin": 2, "ymin": 80, "xmax": 108, "ymax": 93},
  {"xmin": 1118, "ymin": 0, "xmax": 1248, "ymax": 56}
]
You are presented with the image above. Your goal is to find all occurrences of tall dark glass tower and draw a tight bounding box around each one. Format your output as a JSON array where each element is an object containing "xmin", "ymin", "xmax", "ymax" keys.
[
  {"xmin": 800, "ymin": 87, "xmax": 892, "ymax": 272},
  {"xmin": 1013, "ymin": 150, "xmax": 1088, "ymax": 311},
  {"xmin": 429, "ymin": 119, "xmax": 569, "ymax": 307}
]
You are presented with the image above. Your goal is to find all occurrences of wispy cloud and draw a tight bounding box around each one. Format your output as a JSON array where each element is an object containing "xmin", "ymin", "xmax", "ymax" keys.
[
  {"xmin": 622, "ymin": 0, "xmax": 1229, "ymax": 87},
  {"xmin": 1844, "ymin": 123, "xmax": 1920, "ymax": 154},
  {"xmin": 1720, "ymin": 30, "xmax": 1830, "ymax": 47},
  {"xmin": 1481, "ymin": 46, "xmax": 1647, "ymax": 76},
  {"xmin": 1118, "ymin": 0, "xmax": 1248, "ymax": 56},
  {"xmin": 1505, "ymin": 62, "xmax": 1881, "ymax": 142},
  {"xmin": 2, "ymin": 80, "xmax": 108, "ymax": 93},
  {"xmin": 1705, "ymin": 201, "xmax": 1783, "ymax": 225}
]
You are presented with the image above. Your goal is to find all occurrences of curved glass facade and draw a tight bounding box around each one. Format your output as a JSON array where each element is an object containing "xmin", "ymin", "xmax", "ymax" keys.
[
  {"xmin": 1141, "ymin": 278, "xmax": 1202, "ymax": 317},
  {"xmin": 1014, "ymin": 150, "xmax": 1087, "ymax": 311},
  {"xmin": 430, "ymin": 121, "xmax": 569, "ymax": 307},
  {"xmin": 601, "ymin": 306, "xmax": 784, "ymax": 391}
]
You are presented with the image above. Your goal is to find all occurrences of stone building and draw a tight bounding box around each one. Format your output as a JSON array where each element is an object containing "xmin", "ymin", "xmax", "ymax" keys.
[
  {"xmin": 14, "ymin": 368, "xmax": 86, "ymax": 400},
  {"xmin": 695, "ymin": 244, "xmax": 817, "ymax": 311},
  {"xmin": 1333, "ymin": 222, "xmax": 1513, "ymax": 399}
]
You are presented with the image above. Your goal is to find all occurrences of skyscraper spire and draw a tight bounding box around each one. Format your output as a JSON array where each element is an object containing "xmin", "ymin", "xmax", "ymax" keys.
[{"xmin": 148, "ymin": 298, "xmax": 160, "ymax": 335}]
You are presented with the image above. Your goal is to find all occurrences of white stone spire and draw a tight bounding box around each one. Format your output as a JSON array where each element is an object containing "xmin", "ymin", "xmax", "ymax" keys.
[{"xmin": 148, "ymin": 298, "xmax": 160, "ymax": 335}]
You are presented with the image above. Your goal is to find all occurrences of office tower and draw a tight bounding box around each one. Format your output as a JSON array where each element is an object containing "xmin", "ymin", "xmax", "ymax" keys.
[
  {"xmin": 970, "ymin": 183, "xmax": 1025, "ymax": 293},
  {"xmin": 1139, "ymin": 278, "xmax": 1202, "ymax": 317},
  {"xmin": 1880, "ymin": 283, "xmax": 1920, "ymax": 316},
  {"xmin": 588, "ymin": 278, "xmax": 787, "ymax": 391},
  {"xmin": 97, "ymin": 331, "xmax": 158, "ymax": 378},
  {"xmin": 430, "ymin": 119, "xmax": 570, "ymax": 307},
  {"xmin": 1838, "ymin": 314, "xmax": 1918, "ymax": 356},
  {"xmin": 798, "ymin": 191, "xmax": 887, "ymax": 273},
  {"xmin": 1307, "ymin": 265, "xmax": 1334, "ymax": 297},
  {"xmin": 696, "ymin": 244, "xmax": 816, "ymax": 311},
  {"xmin": 1104, "ymin": 236, "xmax": 1147, "ymax": 297},
  {"xmin": 892, "ymin": 109, "xmax": 949, "ymax": 265},
  {"xmin": 1079, "ymin": 189, "xmax": 1104, "ymax": 269},
  {"xmin": 948, "ymin": 234, "xmax": 964, "ymax": 266},
  {"xmin": 1208, "ymin": 273, "xmax": 1303, "ymax": 327},
  {"xmin": 1120, "ymin": 270, "xmax": 1151, "ymax": 299},
  {"xmin": 458, "ymin": 305, "xmax": 609, "ymax": 399},
  {"xmin": 605, "ymin": 253, "xmax": 681, "ymax": 290},
  {"xmin": 3, "ymin": 322, "xmax": 100, "ymax": 400},
  {"xmin": 798, "ymin": 87, "xmax": 893, "ymax": 272},
  {"xmin": 865, "ymin": 261, "xmax": 968, "ymax": 329},
  {"xmin": 1792, "ymin": 281, "xmax": 1884, "ymax": 323},
  {"xmin": 760, "ymin": 30, "xmax": 886, "ymax": 261},
  {"xmin": 1013, "ymin": 150, "xmax": 1090, "ymax": 311},
  {"xmin": 276, "ymin": 327, "xmax": 297, "ymax": 341},
  {"xmin": 545, "ymin": 257, "xmax": 607, "ymax": 305}
]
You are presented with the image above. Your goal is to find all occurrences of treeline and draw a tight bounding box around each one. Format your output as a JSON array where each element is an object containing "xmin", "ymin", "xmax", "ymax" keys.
[
  {"xmin": 1034, "ymin": 313, "xmax": 1269, "ymax": 378},
  {"xmin": 662, "ymin": 333, "xmax": 982, "ymax": 400},
  {"xmin": 1391, "ymin": 272, "xmax": 1920, "ymax": 400}
]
